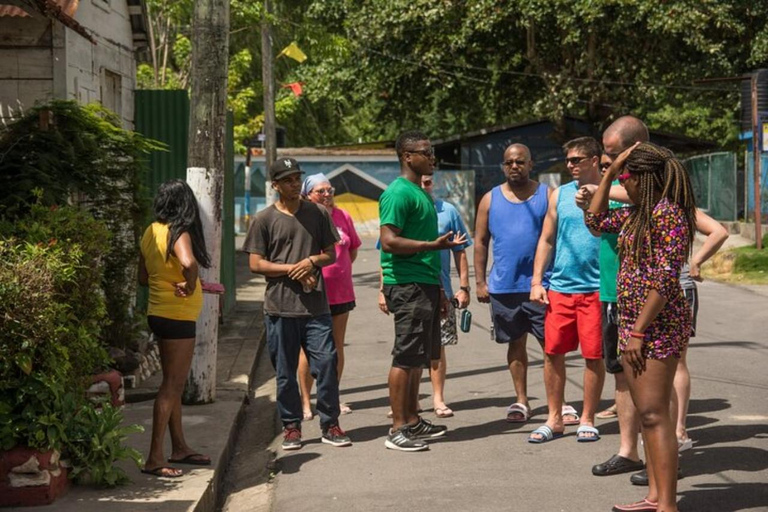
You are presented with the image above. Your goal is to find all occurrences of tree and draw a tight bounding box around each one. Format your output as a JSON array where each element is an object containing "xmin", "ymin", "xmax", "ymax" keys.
[{"xmin": 184, "ymin": 0, "xmax": 230, "ymax": 405}]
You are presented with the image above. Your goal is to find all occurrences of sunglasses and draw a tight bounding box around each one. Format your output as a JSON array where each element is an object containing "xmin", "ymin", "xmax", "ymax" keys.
[
  {"xmin": 313, "ymin": 186, "xmax": 335, "ymax": 195},
  {"xmin": 565, "ymin": 156, "xmax": 589, "ymax": 165},
  {"xmin": 408, "ymin": 148, "xmax": 435, "ymax": 158},
  {"xmin": 501, "ymin": 159, "xmax": 527, "ymax": 168}
]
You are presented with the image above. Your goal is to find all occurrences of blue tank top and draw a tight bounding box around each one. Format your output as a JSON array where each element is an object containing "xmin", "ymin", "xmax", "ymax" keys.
[
  {"xmin": 549, "ymin": 181, "xmax": 601, "ymax": 293},
  {"xmin": 488, "ymin": 183, "xmax": 550, "ymax": 294}
]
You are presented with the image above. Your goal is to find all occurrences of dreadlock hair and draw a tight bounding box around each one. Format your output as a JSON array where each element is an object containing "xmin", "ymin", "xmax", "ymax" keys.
[
  {"xmin": 153, "ymin": 179, "xmax": 212, "ymax": 268},
  {"xmin": 621, "ymin": 143, "xmax": 697, "ymax": 266}
]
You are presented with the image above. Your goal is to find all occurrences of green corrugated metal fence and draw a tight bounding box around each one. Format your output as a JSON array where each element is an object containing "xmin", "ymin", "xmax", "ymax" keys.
[{"xmin": 134, "ymin": 90, "xmax": 236, "ymax": 316}]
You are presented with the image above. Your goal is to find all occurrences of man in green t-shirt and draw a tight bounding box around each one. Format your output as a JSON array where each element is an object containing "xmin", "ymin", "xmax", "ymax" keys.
[{"xmin": 379, "ymin": 130, "xmax": 466, "ymax": 452}]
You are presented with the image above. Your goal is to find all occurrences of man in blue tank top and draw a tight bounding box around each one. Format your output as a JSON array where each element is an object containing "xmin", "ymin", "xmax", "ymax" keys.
[
  {"xmin": 474, "ymin": 143, "xmax": 553, "ymax": 424},
  {"xmin": 528, "ymin": 137, "xmax": 605, "ymax": 443}
]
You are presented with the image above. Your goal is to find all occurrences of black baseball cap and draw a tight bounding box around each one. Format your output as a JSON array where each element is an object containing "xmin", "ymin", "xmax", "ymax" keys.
[{"xmin": 270, "ymin": 158, "xmax": 304, "ymax": 181}]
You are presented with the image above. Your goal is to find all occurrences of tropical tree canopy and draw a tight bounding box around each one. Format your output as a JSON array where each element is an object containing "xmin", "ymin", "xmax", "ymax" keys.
[{"xmin": 137, "ymin": 0, "xmax": 768, "ymax": 150}]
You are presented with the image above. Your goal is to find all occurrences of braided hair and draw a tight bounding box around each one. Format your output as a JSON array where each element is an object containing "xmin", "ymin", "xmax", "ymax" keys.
[
  {"xmin": 153, "ymin": 179, "xmax": 212, "ymax": 268},
  {"xmin": 621, "ymin": 143, "xmax": 697, "ymax": 265}
]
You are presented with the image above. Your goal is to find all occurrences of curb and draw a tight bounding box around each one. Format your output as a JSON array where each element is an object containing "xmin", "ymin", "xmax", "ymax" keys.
[
  {"xmin": 193, "ymin": 330, "xmax": 266, "ymax": 512},
  {"xmin": 204, "ymin": 328, "xmax": 270, "ymax": 512}
]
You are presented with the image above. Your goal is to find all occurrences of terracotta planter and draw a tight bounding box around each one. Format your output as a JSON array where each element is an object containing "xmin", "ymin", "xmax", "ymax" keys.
[
  {"xmin": 0, "ymin": 447, "xmax": 69, "ymax": 507},
  {"xmin": 87, "ymin": 368, "xmax": 124, "ymax": 407}
]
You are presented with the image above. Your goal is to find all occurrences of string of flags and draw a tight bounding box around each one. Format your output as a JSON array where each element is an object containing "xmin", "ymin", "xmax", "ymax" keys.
[
  {"xmin": 277, "ymin": 42, "xmax": 307, "ymax": 98},
  {"xmin": 281, "ymin": 82, "xmax": 304, "ymax": 98},
  {"xmin": 277, "ymin": 42, "xmax": 307, "ymax": 63}
]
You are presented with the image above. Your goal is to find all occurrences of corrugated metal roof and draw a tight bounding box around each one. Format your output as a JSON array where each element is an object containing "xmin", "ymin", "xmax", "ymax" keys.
[{"xmin": 0, "ymin": 0, "xmax": 78, "ymax": 18}]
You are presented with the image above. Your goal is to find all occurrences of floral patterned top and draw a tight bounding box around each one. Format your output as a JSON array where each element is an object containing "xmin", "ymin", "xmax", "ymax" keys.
[{"xmin": 585, "ymin": 199, "xmax": 691, "ymax": 360}]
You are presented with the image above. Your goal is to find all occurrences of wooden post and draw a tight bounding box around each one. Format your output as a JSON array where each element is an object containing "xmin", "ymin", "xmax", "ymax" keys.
[
  {"xmin": 184, "ymin": 0, "xmax": 230, "ymax": 404},
  {"xmin": 751, "ymin": 75, "xmax": 763, "ymax": 250},
  {"xmin": 261, "ymin": 0, "xmax": 276, "ymax": 206}
]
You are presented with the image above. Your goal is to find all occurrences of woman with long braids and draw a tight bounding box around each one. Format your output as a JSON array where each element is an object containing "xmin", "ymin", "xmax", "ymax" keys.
[
  {"xmin": 585, "ymin": 142, "xmax": 696, "ymax": 512},
  {"xmin": 138, "ymin": 179, "xmax": 213, "ymax": 477}
]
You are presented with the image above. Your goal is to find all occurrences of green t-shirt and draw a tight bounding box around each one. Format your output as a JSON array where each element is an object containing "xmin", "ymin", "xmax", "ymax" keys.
[
  {"xmin": 599, "ymin": 180, "xmax": 626, "ymax": 302},
  {"xmin": 379, "ymin": 177, "xmax": 440, "ymax": 286}
]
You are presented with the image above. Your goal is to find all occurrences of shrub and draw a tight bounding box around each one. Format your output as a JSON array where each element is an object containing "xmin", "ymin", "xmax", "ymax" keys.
[
  {"xmin": 0, "ymin": 100, "xmax": 164, "ymax": 350},
  {"xmin": 0, "ymin": 207, "xmax": 143, "ymax": 487}
]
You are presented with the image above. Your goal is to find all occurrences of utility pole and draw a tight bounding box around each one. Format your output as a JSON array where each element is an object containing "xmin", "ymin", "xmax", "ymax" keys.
[
  {"xmin": 184, "ymin": 0, "xmax": 230, "ymax": 404},
  {"xmin": 261, "ymin": 0, "xmax": 277, "ymax": 206},
  {"xmin": 751, "ymin": 75, "xmax": 763, "ymax": 249}
]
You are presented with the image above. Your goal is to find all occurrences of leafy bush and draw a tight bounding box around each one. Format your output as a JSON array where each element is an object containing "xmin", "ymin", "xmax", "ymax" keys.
[
  {"xmin": 64, "ymin": 397, "xmax": 144, "ymax": 487},
  {"xmin": 0, "ymin": 206, "xmax": 142, "ymax": 487},
  {"xmin": 0, "ymin": 100, "xmax": 163, "ymax": 350}
]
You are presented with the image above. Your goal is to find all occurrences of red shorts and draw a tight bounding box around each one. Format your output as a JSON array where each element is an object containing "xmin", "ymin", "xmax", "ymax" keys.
[{"xmin": 544, "ymin": 290, "xmax": 602, "ymax": 359}]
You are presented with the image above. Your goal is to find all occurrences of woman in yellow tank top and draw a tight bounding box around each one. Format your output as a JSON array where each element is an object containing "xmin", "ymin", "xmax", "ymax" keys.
[{"xmin": 138, "ymin": 180, "xmax": 212, "ymax": 478}]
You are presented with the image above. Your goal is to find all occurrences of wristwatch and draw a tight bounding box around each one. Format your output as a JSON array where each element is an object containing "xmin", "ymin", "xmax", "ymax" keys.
[{"xmin": 460, "ymin": 286, "xmax": 471, "ymax": 293}]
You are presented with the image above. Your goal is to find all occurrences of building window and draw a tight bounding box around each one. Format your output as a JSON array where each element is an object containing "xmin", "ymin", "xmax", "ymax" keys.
[{"xmin": 101, "ymin": 70, "xmax": 122, "ymax": 117}]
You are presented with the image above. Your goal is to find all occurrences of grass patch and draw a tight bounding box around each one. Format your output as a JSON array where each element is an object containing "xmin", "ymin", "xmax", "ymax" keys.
[{"xmin": 702, "ymin": 236, "xmax": 768, "ymax": 285}]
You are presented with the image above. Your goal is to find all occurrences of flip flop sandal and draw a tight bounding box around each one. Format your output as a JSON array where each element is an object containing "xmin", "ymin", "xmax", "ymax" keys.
[
  {"xmin": 167, "ymin": 453, "xmax": 211, "ymax": 466},
  {"xmin": 142, "ymin": 466, "xmax": 183, "ymax": 478},
  {"xmin": 562, "ymin": 404, "xmax": 581, "ymax": 426},
  {"xmin": 505, "ymin": 402, "xmax": 531, "ymax": 423},
  {"xmin": 527, "ymin": 425, "xmax": 565, "ymax": 444},
  {"xmin": 435, "ymin": 406, "xmax": 454, "ymax": 418},
  {"xmin": 576, "ymin": 425, "xmax": 601, "ymax": 442},
  {"xmin": 596, "ymin": 404, "xmax": 618, "ymax": 419}
]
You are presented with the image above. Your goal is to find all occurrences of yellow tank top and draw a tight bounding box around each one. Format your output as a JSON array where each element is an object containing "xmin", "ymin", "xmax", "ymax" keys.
[{"xmin": 140, "ymin": 222, "xmax": 203, "ymax": 321}]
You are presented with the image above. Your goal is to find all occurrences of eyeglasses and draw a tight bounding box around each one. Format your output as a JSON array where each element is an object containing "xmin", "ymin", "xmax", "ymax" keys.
[
  {"xmin": 565, "ymin": 156, "xmax": 588, "ymax": 165},
  {"xmin": 312, "ymin": 186, "xmax": 335, "ymax": 195},
  {"xmin": 617, "ymin": 172, "xmax": 631, "ymax": 183},
  {"xmin": 600, "ymin": 162, "xmax": 611, "ymax": 170},
  {"xmin": 407, "ymin": 148, "xmax": 435, "ymax": 158},
  {"xmin": 502, "ymin": 159, "xmax": 528, "ymax": 168}
]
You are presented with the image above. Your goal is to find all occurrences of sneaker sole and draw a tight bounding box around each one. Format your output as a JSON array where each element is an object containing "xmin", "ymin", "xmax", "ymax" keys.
[
  {"xmin": 322, "ymin": 438, "xmax": 352, "ymax": 447},
  {"xmin": 281, "ymin": 443, "xmax": 302, "ymax": 451},
  {"xmin": 384, "ymin": 439, "xmax": 429, "ymax": 452}
]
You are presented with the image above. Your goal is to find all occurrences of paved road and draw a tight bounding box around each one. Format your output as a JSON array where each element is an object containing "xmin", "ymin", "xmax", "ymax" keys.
[{"xmin": 227, "ymin": 240, "xmax": 768, "ymax": 512}]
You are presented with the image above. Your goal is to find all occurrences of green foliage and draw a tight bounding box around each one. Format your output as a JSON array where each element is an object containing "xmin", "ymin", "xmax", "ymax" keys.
[
  {"xmin": 138, "ymin": 1, "xmax": 768, "ymax": 149},
  {"xmin": 0, "ymin": 201, "xmax": 111, "ymax": 383},
  {"xmin": 0, "ymin": 100, "xmax": 163, "ymax": 350},
  {"xmin": 0, "ymin": 227, "xmax": 108, "ymax": 451},
  {"xmin": 0, "ymin": 234, "xmax": 142, "ymax": 487},
  {"xmin": 733, "ymin": 238, "xmax": 768, "ymax": 274},
  {"xmin": 65, "ymin": 398, "xmax": 144, "ymax": 487}
]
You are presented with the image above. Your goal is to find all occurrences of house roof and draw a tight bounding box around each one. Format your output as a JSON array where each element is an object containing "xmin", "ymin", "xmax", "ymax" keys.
[{"xmin": 0, "ymin": 0, "xmax": 95, "ymax": 44}]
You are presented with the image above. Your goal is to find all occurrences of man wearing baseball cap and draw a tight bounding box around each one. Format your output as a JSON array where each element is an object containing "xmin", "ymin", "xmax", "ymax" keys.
[{"xmin": 243, "ymin": 157, "xmax": 352, "ymax": 450}]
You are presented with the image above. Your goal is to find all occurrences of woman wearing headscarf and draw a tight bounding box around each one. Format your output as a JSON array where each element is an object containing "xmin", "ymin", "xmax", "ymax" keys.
[{"xmin": 298, "ymin": 173, "xmax": 361, "ymax": 418}]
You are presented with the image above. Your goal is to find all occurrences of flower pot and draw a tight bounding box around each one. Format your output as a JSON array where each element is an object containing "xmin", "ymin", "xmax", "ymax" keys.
[
  {"xmin": 0, "ymin": 447, "xmax": 69, "ymax": 507},
  {"xmin": 86, "ymin": 368, "xmax": 124, "ymax": 407}
]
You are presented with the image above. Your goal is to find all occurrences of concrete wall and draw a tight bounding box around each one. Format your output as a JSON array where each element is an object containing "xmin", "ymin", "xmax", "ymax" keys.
[
  {"xmin": 0, "ymin": 1, "xmax": 136, "ymax": 128},
  {"xmin": 0, "ymin": 16, "xmax": 55, "ymax": 121},
  {"xmin": 68, "ymin": 0, "xmax": 136, "ymax": 128}
]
